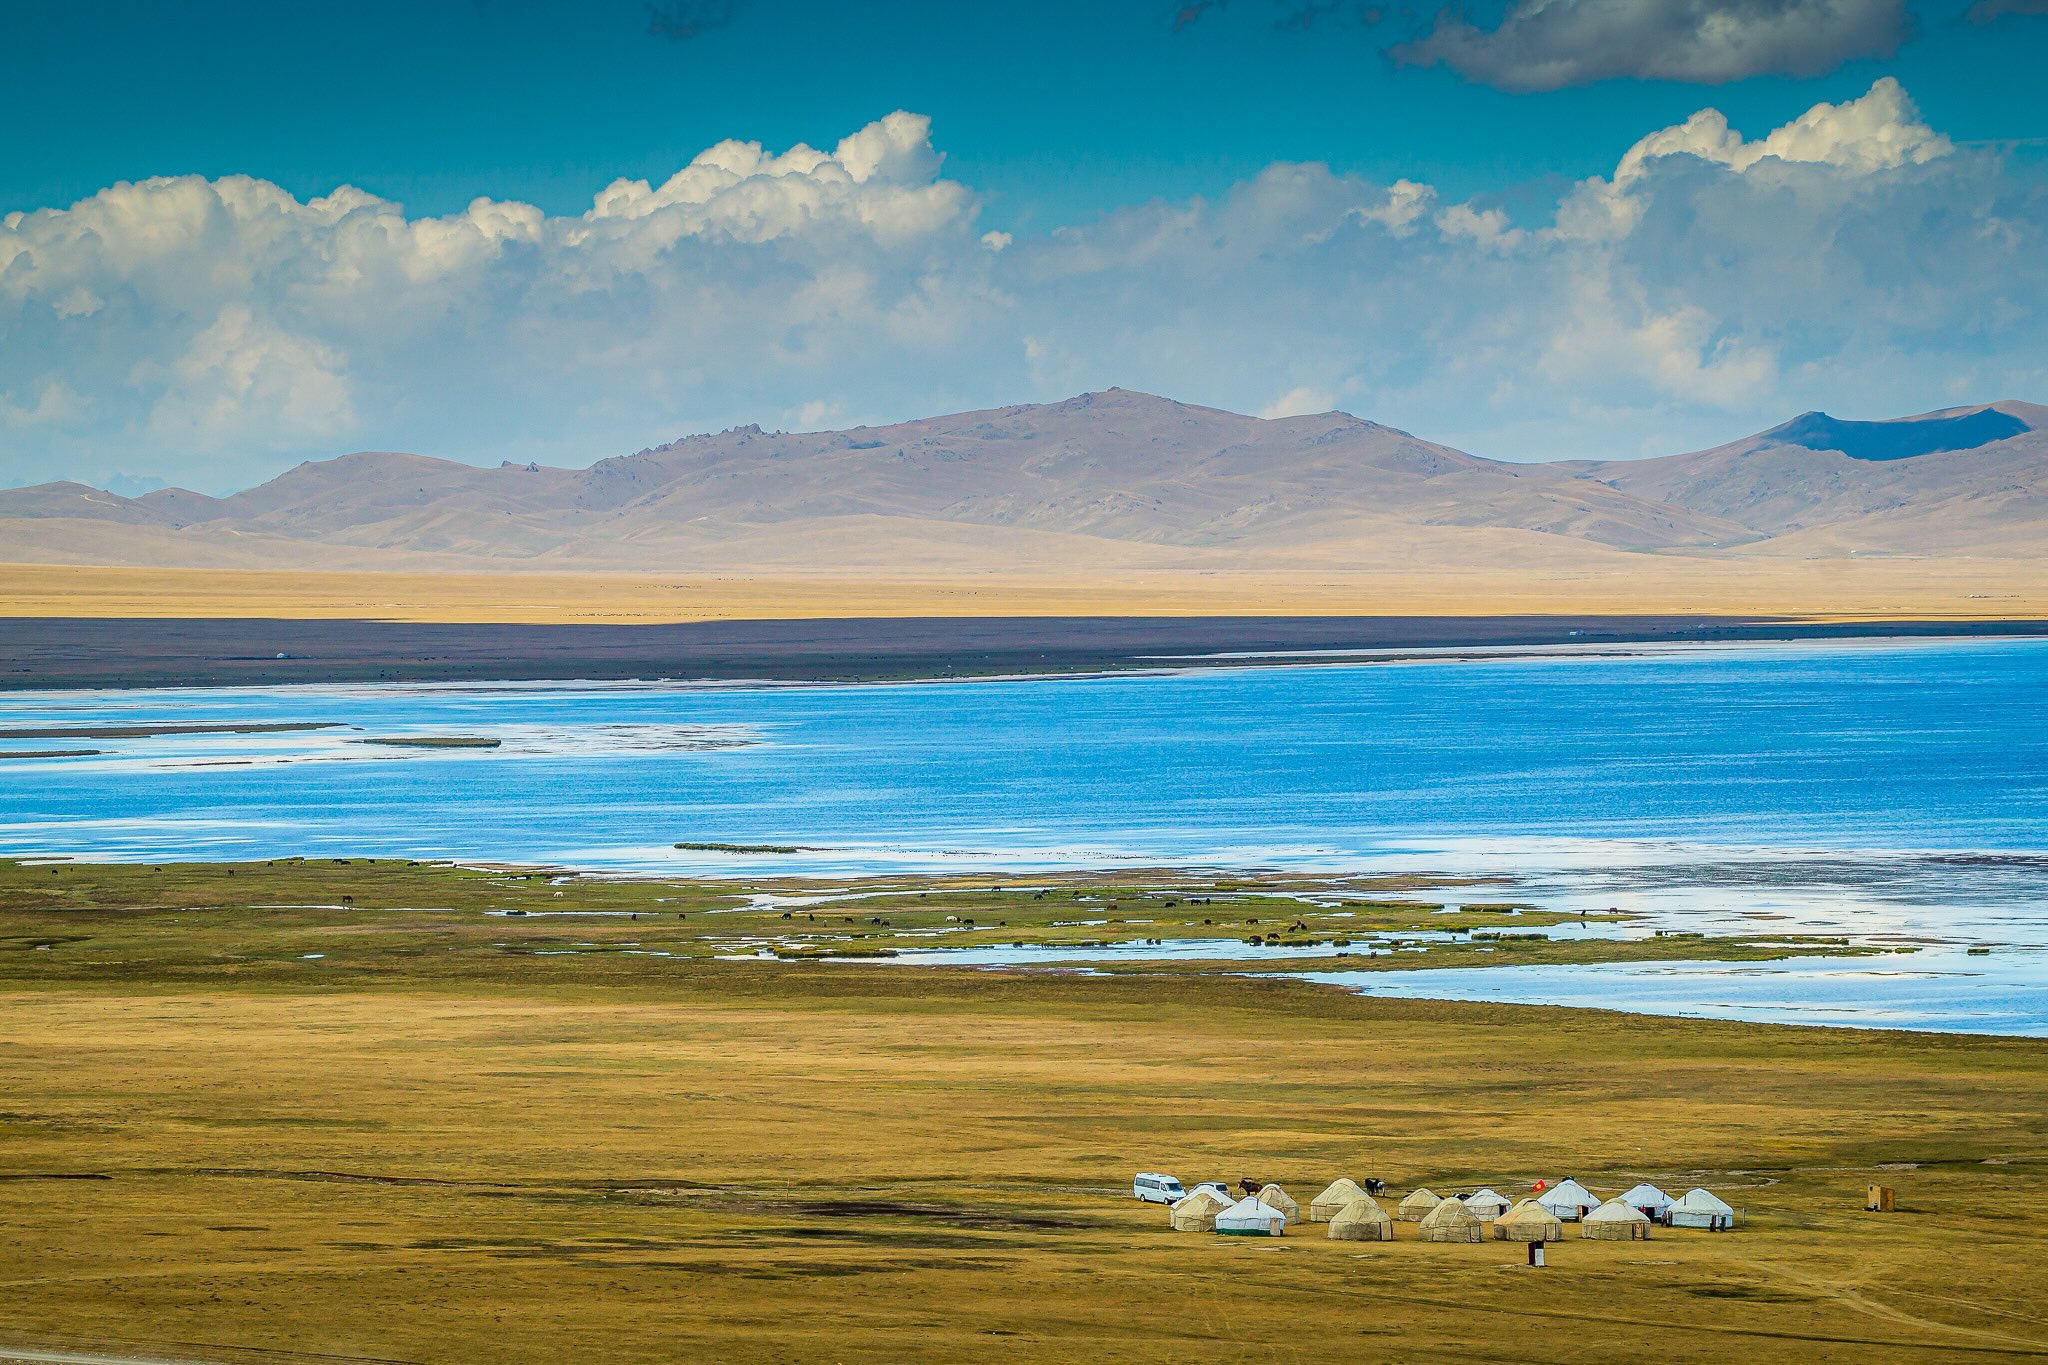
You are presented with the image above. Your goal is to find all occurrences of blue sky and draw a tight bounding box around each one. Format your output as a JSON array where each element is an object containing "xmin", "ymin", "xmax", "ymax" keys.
[{"xmin": 3, "ymin": 0, "xmax": 2046, "ymax": 492}]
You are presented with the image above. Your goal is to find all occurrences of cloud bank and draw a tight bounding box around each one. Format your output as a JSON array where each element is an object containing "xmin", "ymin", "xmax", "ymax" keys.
[
  {"xmin": 1391, "ymin": 0, "xmax": 1909, "ymax": 92},
  {"xmin": 2, "ymin": 82, "xmax": 2044, "ymax": 490}
]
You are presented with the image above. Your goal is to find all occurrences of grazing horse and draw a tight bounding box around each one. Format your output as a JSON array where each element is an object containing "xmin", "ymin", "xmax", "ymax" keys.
[{"xmin": 1239, "ymin": 1179, "xmax": 1266, "ymax": 1197}]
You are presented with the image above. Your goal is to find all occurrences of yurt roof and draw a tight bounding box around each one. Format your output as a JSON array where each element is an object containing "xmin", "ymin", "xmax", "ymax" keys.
[
  {"xmin": 1398, "ymin": 1187, "xmax": 1441, "ymax": 1208},
  {"xmin": 1314, "ymin": 1178, "xmax": 1368, "ymax": 1205},
  {"xmin": 1419, "ymin": 1197, "xmax": 1480, "ymax": 1228},
  {"xmin": 1584, "ymin": 1197, "xmax": 1651, "ymax": 1223},
  {"xmin": 1329, "ymin": 1194, "xmax": 1392, "ymax": 1225},
  {"xmin": 1464, "ymin": 1188, "xmax": 1509, "ymax": 1206},
  {"xmin": 1174, "ymin": 1189, "xmax": 1231, "ymax": 1214},
  {"xmin": 1671, "ymin": 1187, "xmax": 1733, "ymax": 1214},
  {"xmin": 1541, "ymin": 1178, "xmax": 1597, "ymax": 1203},
  {"xmin": 1496, "ymin": 1198, "xmax": 1562, "ymax": 1227},
  {"xmin": 1256, "ymin": 1184, "xmax": 1299, "ymax": 1211},
  {"xmin": 1619, "ymin": 1183, "xmax": 1672, "ymax": 1207},
  {"xmin": 1218, "ymin": 1195, "xmax": 1285, "ymax": 1224}
]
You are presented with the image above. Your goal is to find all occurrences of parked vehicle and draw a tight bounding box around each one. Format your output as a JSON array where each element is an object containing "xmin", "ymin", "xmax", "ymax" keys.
[{"xmin": 1133, "ymin": 1172, "xmax": 1187, "ymax": 1204}]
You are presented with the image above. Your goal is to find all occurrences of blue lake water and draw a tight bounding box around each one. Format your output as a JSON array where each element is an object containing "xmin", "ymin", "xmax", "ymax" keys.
[{"xmin": 4, "ymin": 637, "xmax": 2046, "ymax": 1032}]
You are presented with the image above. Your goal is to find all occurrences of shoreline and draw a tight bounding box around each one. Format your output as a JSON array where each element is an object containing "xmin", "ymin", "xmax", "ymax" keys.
[
  {"xmin": 4, "ymin": 611, "xmax": 2047, "ymax": 691},
  {"xmin": 5, "ymin": 855, "xmax": 2040, "ymax": 1038}
]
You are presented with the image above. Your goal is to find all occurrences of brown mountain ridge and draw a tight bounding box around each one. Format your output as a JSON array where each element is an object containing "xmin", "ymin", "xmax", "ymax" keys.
[{"xmin": 2, "ymin": 389, "xmax": 2042, "ymax": 573}]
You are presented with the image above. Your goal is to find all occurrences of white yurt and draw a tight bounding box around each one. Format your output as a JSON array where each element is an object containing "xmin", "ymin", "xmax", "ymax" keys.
[
  {"xmin": 1327, "ymin": 1194, "xmax": 1396, "ymax": 1242},
  {"xmin": 1462, "ymin": 1188, "xmax": 1511, "ymax": 1221},
  {"xmin": 1536, "ymin": 1178, "xmax": 1601, "ymax": 1221},
  {"xmin": 1492, "ymin": 1198, "xmax": 1563, "ymax": 1243},
  {"xmin": 1216, "ymin": 1195, "xmax": 1287, "ymax": 1237},
  {"xmin": 1310, "ymin": 1178, "xmax": 1369, "ymax": 1222},
  {"xmin": 1397, "ymin": 1188, "xmax": 1443, "ymax": 1222},
  {"xmin": 1169, "ymin": 1188, "xmax": 1233, "ymax": 1232},
  {"xmin": 1255, "ymin": 1183, "xmax": 1301, "ymax": 1220},
  {"xmin": 1667, "ymin": 1188, "xmax": 1735, "ymax": 1230},
  {"xmin": 1581, "ymin": 1197, "xmax": 1653, "ymax": 1240},
  {"xmin": 1417, "ymin": 1196, "xmax": 1486, "ymax": 1243},
  {"xmin": 1618, "ymin": 1184, "xmax": 1673, "ymax": 1220}
]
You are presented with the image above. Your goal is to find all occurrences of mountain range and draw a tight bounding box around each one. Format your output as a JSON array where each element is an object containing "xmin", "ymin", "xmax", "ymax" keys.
[{"xmin": 2, "ymin": 390, "xmax": 2043, "ymax": 574}]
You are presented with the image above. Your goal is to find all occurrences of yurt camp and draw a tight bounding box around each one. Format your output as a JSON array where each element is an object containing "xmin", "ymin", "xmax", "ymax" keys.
[
  {"xmin": 1417, "ymin": 1196, "xmax": 1486, "ymax": 1243},
  {"xmin": 1619, "ymin": 1184, "xmax": 1673, "ymax": 1221},
  {"xmin": 1668, "ymin": 1188, "xmax": 1736, "ymax": 1230},
  {"xmin": 1326, "ymin": 1195, "xmax": 1396, "ymax": 1242},
  {"xmin": 1255, "ymin": 1184, "xmax": 1301, "ymax": 1220},
  {"xmin": 1536, "ymin": 1178, "xmax": 1600, "ymax": 1221},
  {"xmin": 1397, "ymin": 1188, "xmax": 1443, "ymax": 1222},
  {"xmin": 1216, "ymin": 1196, "xmax": 1287, "ymax": 1237},
  {"xmin": 1581, "ymin": 1198, "xmax": 1653, "ymax": 1240},
  {"xmin": 1310, "ymin": 1178, "xmax": 1369, "ymax": 1222},
  {"xmin": 1493, "ymin": 1198, "xmax": 1563, "ymax": 1243},
  {"xmin": 1169, "ymin": 1189, "xmax": 1233, "ymax": 1232},
  {"xmin": 1462, "ymin": 1188, "xmax": 1511, "ymax": 1221}
]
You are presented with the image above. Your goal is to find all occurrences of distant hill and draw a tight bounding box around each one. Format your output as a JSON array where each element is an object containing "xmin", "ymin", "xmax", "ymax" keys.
[
  {"xmin": 1, "ymin": 390, "xmax": 2042, "ymax": 572},
  {"xmin": 1579, "ymin": 399, "xmax": 2048, "ymax": 555}
]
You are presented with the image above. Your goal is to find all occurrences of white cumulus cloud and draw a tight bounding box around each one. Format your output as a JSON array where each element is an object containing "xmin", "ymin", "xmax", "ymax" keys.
[{"xmin": 0, "ymin": 85, "xmax": 2043, "ymax": 489}]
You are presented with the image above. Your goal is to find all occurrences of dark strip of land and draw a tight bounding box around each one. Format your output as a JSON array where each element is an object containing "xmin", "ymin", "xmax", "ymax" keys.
[{"xmin": 2, "ymin": 614, "xmax": 2044, "ymax": 690}]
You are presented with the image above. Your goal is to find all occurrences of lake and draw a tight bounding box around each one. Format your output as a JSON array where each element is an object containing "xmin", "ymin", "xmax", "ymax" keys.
[{"xmin": 4, "ymin": 636, "xmax": 2046, "ymax": 1031}]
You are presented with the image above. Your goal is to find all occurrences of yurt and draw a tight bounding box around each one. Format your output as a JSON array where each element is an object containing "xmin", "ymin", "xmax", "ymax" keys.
[
  {"xmin": 1619, "ymin": 1184, "xmax": 1673, "ymax": 1221},
  {"xmin": 1462, "ymin": 1188, "xmax": 1511, "ymax": 1221},
  {"xmin": 1255, "ymin": 1183, "xmax": 1301, "ymax": 1221},
  {"xmin": 1417, "ymin": 1196, "xmax": 1485, "ymax": 1243},
  {"xmin": 1310, "ymin": 1178, "xmax": 1369, "ymax": 1222},
  {"xmin": 1581, "ymin": 1197, "xmax": 1653, "ymax": 1240},
  {"xmin": 1536, "ymin": 1178, "xmax": 1601, "ymax": 1221},
  {"xmin": 1216, "ymin": 1195, "xmax": 1287, "ymax": 1237},
  {"xmin": 1397, "ymin": 1188, "xmax": 1443, "ymax": 1222},
  {"xmin": 1493, "ymin": 1198, "xmax": 1563, "ymax": 1243},
  {"xmin": 1326, "ymin": 1195, "xmax": 1396, "ymax": 1242},
  {"xmin": 1667, "ymin": 1188, "xmax": 1735, "ymax": 1231},
  {"xmin": 1169, "ymin": 1189, "xmax": 1233, "ymax": 1232}
]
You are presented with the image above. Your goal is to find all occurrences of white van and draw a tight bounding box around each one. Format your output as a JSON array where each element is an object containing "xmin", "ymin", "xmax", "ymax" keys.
[{"xmin": 1133, "ymin": 1172, "xmax": 1186, "ymax": 1204}]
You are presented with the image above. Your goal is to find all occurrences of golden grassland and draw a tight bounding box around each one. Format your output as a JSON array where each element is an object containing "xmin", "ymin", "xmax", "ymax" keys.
[
  {"xmin": 2, "ymin": 862, "xmax": 2046, "ymax": 1363},
  {"xmin": 4, "ymin": 557, "xmax": 2047, "ymax": 623}
]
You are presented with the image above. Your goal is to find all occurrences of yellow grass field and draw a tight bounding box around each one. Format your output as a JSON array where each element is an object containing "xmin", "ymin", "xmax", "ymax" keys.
[
  {"xmin": 3, "ymin": 557, "xmax": 2046, "ymax": 624},
  {"xmin": 3, "ymin": 861, "xmax": 2047, "ymax": 1364}
]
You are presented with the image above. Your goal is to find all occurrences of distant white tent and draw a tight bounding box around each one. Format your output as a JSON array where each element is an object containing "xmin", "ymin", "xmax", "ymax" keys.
[
  {"xmin": 1619, "ymin": 1184, "xmax": 1673, "ymax": 1219},
  {"xmin": 1536, "ymin": 1178, "xmax": 1600, "ymax": 1221},
  {"xmin": 1492, "ymin": 1198, "xmax": 1563, "ymax": 1243},
  {"xmin": 1461, "ymin": 1188, "xmax": 1511, "ymax": 1221},
  {"xmin": 1169, "ymin": 1188, "xmax": 1233, "ymax": 1232},
  {"xmin": 1255, "ymin": 1183, "xmax": 1301, "ymax": 1221},
  {"xmin": 1310, "ymin": 1178, "xmax": 1369, "ymax": 1222},
  {"xmin": 1581, "ymin": 1197, "xmax": 1653, "ymax": 1240},
  {"xmin": 1397, "ymin": 1188, "xmax": 1443, "ymax": 1222},
  {"xmin": 1417, "ymin": 1196, "xmax": 1485, "ymax": 1243},
  {"xmin": 1216, "ymin": 1195, "xmax": 1287, "ymax": 1236},
  {"xmin": 1327, "ymin": 1195, "xmax": 1396, "ymax": 1242},
  {"xmin": 1667, "ymin": 1188, "xmax": 1735, "ymax": 1230}
]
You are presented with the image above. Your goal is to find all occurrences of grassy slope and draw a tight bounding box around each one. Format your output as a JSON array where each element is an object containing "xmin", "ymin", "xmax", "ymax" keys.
[{"xmin": 1, "ymin": 862, "xmax": 2045, "ymax": 1363}]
